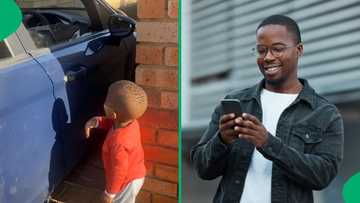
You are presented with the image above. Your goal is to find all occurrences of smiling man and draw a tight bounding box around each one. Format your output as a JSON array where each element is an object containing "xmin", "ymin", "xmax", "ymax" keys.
[{"xmin": 191, "ymin": 15, "xmax": 344, "ymax": 203}]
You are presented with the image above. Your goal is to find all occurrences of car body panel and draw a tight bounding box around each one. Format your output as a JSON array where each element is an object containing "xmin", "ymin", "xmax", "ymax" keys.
[{"xmin": 0, "ymin": 44, "xmax": 68, "ymax": 202}]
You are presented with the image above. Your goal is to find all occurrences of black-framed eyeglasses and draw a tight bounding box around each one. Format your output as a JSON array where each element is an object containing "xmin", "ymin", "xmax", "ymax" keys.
[{"xmin": 252, "ymin": 44, "xmax": 298, "ymax": 58}]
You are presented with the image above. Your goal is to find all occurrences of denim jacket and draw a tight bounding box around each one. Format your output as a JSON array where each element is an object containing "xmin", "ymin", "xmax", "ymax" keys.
[{"xmin": 190, "ymin": 78, "xmax": 344, "ymax": 203}]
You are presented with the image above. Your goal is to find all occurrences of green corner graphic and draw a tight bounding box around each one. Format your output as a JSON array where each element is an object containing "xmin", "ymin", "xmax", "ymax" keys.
[
  {"xmin": 0, "ymin": 0, "xmax": 22, "ymax": 41},
  {"xmin": 343, "ymin": 172, "xmax": 360, "ymax": 203}
]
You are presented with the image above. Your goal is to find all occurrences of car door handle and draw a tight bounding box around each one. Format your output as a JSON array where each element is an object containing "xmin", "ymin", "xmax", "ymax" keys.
[{"xmin": 64, "ymin": 66, "xmax": 87, "ymax": 82}]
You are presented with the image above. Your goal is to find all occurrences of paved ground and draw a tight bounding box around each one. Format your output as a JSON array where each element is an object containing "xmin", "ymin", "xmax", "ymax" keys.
[{"xmin": 49, "ymin": 136, "xmax": 106, "ymax": 203}]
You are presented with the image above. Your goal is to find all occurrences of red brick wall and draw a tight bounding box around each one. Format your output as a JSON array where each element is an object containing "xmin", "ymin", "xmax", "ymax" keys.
[{"xmin": 135, "ymin": 0, "xmax": 178, "ymax": 202}]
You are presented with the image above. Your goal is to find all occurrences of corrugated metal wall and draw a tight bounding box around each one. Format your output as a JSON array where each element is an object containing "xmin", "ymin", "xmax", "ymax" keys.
[{"xmin": 188, "ymin": 0, "xmax": 360, "ymax": 128}]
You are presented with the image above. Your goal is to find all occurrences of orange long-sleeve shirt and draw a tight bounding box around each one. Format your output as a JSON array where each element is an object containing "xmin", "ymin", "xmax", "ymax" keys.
[{"xmin": 99, "ymin": 118, "xmax": 146, "ymax": 194}]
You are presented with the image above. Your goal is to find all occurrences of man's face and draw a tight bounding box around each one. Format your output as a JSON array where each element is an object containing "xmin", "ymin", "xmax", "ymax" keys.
[{"xmin": 256, "ymin": 24, "xmax": 303, "ymax": 86}]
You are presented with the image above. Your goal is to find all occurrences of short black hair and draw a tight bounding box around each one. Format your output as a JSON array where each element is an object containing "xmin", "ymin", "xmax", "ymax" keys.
[{"xmin": 256, "ymin": 15, "xmax": 301, "ymax": 44}]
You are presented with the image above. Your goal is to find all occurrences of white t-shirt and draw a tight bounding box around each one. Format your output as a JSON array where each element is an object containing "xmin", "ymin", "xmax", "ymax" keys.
[{"xmin": 239, "ymin": 89, "xmax": 298, "ymax": 203}]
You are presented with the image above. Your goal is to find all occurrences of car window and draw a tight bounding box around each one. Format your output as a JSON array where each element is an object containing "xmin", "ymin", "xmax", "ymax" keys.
[
  {"xmin": 0, "ymin": 40, "xmax": 12, "ymax": 61},
  {"xmin": 16, "ymin": 0, "xmax": 100, "ymax": 49}
]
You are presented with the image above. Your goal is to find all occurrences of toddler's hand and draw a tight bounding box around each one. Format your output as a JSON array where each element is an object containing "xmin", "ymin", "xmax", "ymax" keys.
[{"xmin": 84, "ymin": 116, "xmax": 100, "ymax": 138}]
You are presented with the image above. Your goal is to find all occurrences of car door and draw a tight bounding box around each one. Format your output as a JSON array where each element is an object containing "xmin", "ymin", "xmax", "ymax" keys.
[
  {"xmin": 0, "ymin": 27, "xmax": 70, "ymax": 203},
  {"xmin": 15, "ymin": 0, "xmax": 136, "ymax": 200}
]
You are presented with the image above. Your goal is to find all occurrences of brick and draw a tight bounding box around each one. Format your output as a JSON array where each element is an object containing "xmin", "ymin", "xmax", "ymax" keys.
[
  {"xmin": 155, "ymin": 164, "xmax": 178, "ymax": 182},
  {"xmin": 136, "ymin": 190, "xmax": 152, "ymax": 203},
  {"xmin": 153, "ymin": 194, "xmax": 178, "ymax": 203},
  {"xmin": 164, "ymin": 47, "xmax": 178, "ymax": 66},
  {"xmin": 136, "ymin": 65, "xmax": 178, "ymax": 89},
  {"xmin": 157, "ymin": 129, "xmax": 178, "ymax": 148},
  {"xmin": 134, "ymin": 0, "xmax": 180, "ymax": 201},
  {"xmin": 141, "ymin": 126, "xmax": 157, "ymax": 145},
  {"xmin": 145, "ymin": 161, "xmax": 155, "ymax": 176},
  {"xmin": 143, "ymin": 177, "xmax": 177, "ymax": 197},
  {"xmin": 136, "ymin": 45, "xmax": 164, "ymax": 65},
  {"xmin": 143, "ymin": 87, "xmax": 162, "ymax": 108},
  {"xmin": 139, "ymin": 108, "xmax": 178, "ymax": 130},
  {"xmin": 161, "ymin": 91, "xmax": 178, "ymax": 110},
  {"xmin": 168, "ymin": 0, "xmax": 178, "ymax": 19},
  {"xmin": 143, "ymin": 146, "xmax": 178, "ymax": 166},
  {"xmin": 137, "ymin": 22, "xmax": 178, "ymax": 43},
  {"xmin": 138, "ymin": 0, "xmax": 166, "ymax": 19}
]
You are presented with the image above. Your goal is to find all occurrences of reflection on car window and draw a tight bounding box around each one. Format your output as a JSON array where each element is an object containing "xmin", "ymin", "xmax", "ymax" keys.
[
  {"xmin": 16, "ymin": 0, "xmax": 97, "ymax": 49},
  {"xmin": 0, "ymin": 41, "xmax": 12, "ymax": 61}
]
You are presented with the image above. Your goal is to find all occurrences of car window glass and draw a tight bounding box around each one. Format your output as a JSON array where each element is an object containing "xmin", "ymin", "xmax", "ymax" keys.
[
  {"xmin": 16, "ymin": 0, "xmax": 100, "ymax": 49},
  {"xmin": 0, "ymin": 40, "xmax": 12, "ymax": 61}
]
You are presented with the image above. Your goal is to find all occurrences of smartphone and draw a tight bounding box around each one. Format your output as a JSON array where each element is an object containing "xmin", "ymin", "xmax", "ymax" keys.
[{"xmin": 221, "ymin": 99, "xmax": 243, "ymax": 117}]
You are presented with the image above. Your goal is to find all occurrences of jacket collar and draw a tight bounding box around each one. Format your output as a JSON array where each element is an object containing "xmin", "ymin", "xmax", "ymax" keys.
[{"xmin": 243, "ymin": 78, "xmax": 316, "ymax": 109}]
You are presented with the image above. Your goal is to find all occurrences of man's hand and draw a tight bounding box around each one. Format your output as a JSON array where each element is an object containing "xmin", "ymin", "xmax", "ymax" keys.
[
  {"xmin": 84, "ymin": 116, "xmax": 100, "ymax": 138},
  {"xmin": 101, "ymin": 193, "xmax": 114, "ymax": 203},
  {"xmin": 234, "ymin": 113, "xmax": 268, "ymax": 148},
  {"xmin": 219, "ymin": 113, "xmax": 241, "ymax": 144}
]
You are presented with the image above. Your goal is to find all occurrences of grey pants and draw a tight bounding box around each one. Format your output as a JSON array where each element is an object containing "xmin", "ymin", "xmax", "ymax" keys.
[{"xmin": 112, "ymin": 178, "xmax": 144, "ymax": 203}]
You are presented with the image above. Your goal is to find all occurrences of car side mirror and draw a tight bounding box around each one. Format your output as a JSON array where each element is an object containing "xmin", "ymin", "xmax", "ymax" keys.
[
  {"xmin": 108, "ymin": 14, "xmax": 135, "ymax": 38},
  {"xmin": 85, "ymin": 15, "xmax": 135, "ymax": 56}
]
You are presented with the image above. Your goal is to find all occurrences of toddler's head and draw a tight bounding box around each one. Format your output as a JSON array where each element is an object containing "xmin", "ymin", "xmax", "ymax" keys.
[{"xmin": 104, "ymin": 80, "xmax": 148, "ymax": 124}]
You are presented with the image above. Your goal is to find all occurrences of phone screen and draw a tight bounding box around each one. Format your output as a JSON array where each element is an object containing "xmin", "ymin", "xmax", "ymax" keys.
[{"xmin": 221, "ymin": 99, "xmax": 242, "ymax": 117}]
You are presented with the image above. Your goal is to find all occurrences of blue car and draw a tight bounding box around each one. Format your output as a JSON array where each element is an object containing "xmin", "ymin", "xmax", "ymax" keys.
[{"xmin": 0, "ymin": 0, "xmax": 136, "ymax": 202}]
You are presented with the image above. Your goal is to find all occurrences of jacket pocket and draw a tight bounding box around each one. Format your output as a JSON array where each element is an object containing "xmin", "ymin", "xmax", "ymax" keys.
[{"xmin": 290, "ymin": 125, "xmax": 323, "ymax": 153}]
